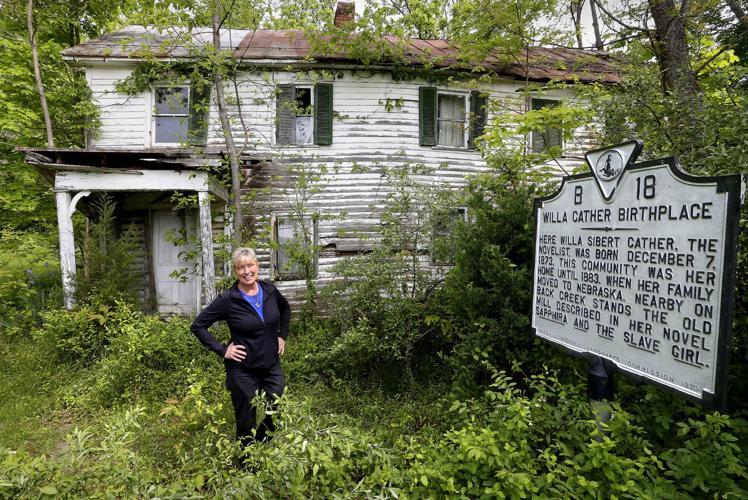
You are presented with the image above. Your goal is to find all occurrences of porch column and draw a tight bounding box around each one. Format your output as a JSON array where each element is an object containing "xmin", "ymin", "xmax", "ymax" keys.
[
  {"xmin": 55, "ymin": 190, "xmax": 76, "ymax": 309},
  {"xmin": 55, "ymin": 190, "xmax": 91, "ymax": 309},
  {"xmin": 198, "ymin": 190, "xmax": 216, "ymax": 303}
]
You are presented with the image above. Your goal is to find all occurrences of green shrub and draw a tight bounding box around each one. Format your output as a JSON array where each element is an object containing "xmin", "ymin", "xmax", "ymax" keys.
[
  {"xmin": 441, "ymin": 147, "xmax": 553, "ymax": 388},
  {"xmin": 32, "ymin": 303, "xmax": 117, "ymax": 365},
  {"xmin": 0, "ymin": 231, "xmax": 60, "ymax": 337},
  {"xmin": 74, "ymin": 195, "xmax": 141, "ymax": 308},
  {"xmin": 80, "ymin": 311, "xmax": 211, "ymax": 406},
  {"xmin": 318, "ymin": 164, "xmax": 454, "ymax": 387}
]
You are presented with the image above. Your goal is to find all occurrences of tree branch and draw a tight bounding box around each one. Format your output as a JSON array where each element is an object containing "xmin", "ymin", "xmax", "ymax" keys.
[
  {"xmin": 593, "ymin": 0, "xmax": 648, "ymax": 32},
  {"xmin": 27, "ymin": 0, "xmax": 54, "ymax": 148}
]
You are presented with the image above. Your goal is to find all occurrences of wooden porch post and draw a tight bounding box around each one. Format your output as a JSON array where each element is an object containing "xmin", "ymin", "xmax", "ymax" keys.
[
  {"xmin": 55, "ymin": 190, "xmax": 76, "ymax": 309},
  {"xmin": 55, "ymin": 190, "xmax": 91, "ymax": 309},
  {"xmin": 198, "ymin": 190, "xmax": 216, "ymax": 303}
]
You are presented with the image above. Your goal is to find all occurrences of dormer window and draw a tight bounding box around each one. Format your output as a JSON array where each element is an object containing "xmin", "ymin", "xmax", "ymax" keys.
[{"xmin": 153, "ymin": 86, "xmax": 190, "ymax": 145}]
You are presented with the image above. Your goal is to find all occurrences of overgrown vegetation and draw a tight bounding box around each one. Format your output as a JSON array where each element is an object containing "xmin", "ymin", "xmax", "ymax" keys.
[
  {"xmin": 2, "ymin": 0, "xmax": 748, "ymax": 497},
  {"xmin": 2, "ymin": 143, "xmax": 747, "ymax": 495}
]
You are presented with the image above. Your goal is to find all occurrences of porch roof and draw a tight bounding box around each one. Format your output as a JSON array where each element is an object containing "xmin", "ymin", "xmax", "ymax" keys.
[{"xmin": 21, "ymin": 148, "xmax": 228, "ymax": 200}]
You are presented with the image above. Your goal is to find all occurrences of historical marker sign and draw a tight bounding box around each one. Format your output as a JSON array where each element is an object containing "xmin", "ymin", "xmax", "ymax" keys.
[{"xmin": 532, "ymin": 141, "xmax": 744, "ymax": 407}]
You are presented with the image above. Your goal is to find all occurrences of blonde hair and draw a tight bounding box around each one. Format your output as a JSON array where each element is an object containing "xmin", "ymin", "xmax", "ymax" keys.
[{"xmin": 232, "ymin": 247, "xmax": 258, "ymax": 268}]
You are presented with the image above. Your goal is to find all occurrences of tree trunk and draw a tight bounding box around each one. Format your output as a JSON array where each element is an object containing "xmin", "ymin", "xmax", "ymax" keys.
[
  {"xmin": 570, "ymin": 0, "xmax": 584, "ymax": 49},
  {"xmin": 27, "ymin": 0, "xmax": 54, "ymax": 148},
  {"xmin": 648, "ymin": 0, "xmax": 701, "ymax": 102},
  {"xmin": 212, "ymin": 7, "xmax": 243, "ymax": 245},
  {"xmin": 726, "ymin": 0, "xmax": 748, "ymax": 30},
  {"xmin": 589, "ymin": 0, "xmax": 604, "ymax": 50}
]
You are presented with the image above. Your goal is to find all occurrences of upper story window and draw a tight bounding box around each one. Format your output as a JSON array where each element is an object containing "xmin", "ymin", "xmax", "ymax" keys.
[
  {"xmin": 153, "ymin": 86, "xmax": 190, "ymax": 144},
  {"xmin": 276, "ymin": 83, "xmax": 333, "ymax": 146},
  {"xmin": 294, "ymin": 87, "xmax": 313, "ymax": 144},
  {"xmin": 151, "ymin": 83, "xmax": 210, "ymax": 147},
  {"xmin": 419, "ymin": 87, "xmax": 487, "ymax": 149},
  {"xmin": 437, "ymin": 92, "xmax": 468, "ymax": 147},
  {"xmin": 530, "ymin": 98, "xmax": 562, "ymax": 153}
]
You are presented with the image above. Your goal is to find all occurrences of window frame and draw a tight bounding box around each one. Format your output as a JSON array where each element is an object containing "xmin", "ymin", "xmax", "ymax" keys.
[
  {"xmin": 293, "ymin": 85, "xmax": 314, "ymax": 146},
  {"xmin": 151, "ymin": 85, "xmax": 191, "ymax": 147},
  {"xmin": 420, "ymin": 86, "xmax": 485, "ymax": 149},
  {"xmin": 270, "ymin": 213, "xmax": 320, "ymax": 281},
  {"xmin": 529, "ymin": 97, "xmax": 563, "ymax": 154},
  {"xmin": 430, "ymin": 206, "xmax": 468, "ymax": 265},
  {"xmin": 276, "ymin": 83, "xmax": 334, "ymax": 147},
  {"xmin": 436, "ymin": 90, "xmax": 469, "ymax": 148}
]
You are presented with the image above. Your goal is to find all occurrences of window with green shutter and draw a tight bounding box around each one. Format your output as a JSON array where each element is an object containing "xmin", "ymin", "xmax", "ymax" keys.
[
  {"xmin": 314, "ymin": 83, "xmax": 333, "ymax": 146},
  {"xmin": 188, "ymin": 79, "xmax": 211, "ymax": 146},
  {"xmin": 419, "ymin": 86, "xmax": 437, "ymax": 146},
  {"xmin": 469, "ymin": 90, "xmax": 487, "ymax": 149},
  {"xmin": 276, "ymin": 83, "xmax": 333, "ymax": 146},
  {"xmin": 530, "ymin": 98, "xmax": 562, "ymax": 153},
  {"xmin": 421, "ymin": 87, "xmax": 486, "ymax": 149}
]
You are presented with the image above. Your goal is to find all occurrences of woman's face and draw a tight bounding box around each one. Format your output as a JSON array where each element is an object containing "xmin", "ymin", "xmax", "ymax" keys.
[{"xmin": 235, "ymin": 257, "xmax": 259, "ymax": 288}]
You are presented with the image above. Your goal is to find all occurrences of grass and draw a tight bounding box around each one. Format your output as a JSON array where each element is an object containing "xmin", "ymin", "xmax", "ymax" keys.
[{"xmin": 0, "ymin": 335, "xmax": 76, "ymax": 454}]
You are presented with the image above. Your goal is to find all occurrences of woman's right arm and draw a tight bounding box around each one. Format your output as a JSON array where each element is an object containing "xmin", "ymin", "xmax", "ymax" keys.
[{"xmin": 190, "ymin": 294, "xmax": 229, "ymax": 358}]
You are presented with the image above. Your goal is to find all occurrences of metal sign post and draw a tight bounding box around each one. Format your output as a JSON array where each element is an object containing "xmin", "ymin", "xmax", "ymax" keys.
[{"xmin": 532, "ymin": 141, "xmax": 744, "ymax": 409}]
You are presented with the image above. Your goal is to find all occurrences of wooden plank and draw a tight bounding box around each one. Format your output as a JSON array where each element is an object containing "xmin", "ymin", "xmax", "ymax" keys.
[
  {"xmin": 55, "ymin": 169, "xmax": 213, "ymax": 192},
  {"xmin": 198, "ymin": 191, "xmax": 216, "ymax": 303}
]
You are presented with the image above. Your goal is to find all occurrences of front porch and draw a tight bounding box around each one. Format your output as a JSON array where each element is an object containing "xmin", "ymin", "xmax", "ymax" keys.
[{"xmin": 23, "ymin": 148, "xmax": 228, "ymax": 313}]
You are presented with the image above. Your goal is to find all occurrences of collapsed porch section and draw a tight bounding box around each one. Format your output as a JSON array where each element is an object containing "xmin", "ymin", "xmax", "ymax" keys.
[{"xmin": 24, "ymin": 148, "xmax": 228, "ymax": 313}]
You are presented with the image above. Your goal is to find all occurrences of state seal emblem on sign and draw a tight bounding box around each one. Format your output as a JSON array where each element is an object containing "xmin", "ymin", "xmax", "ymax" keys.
[
  {"xmin": 584, "ymin": 140, "xmax": 643, "ymax": 201},
  {"xmin": 596, "ymin": 150, "xmax": 623, "ymax": 180}
]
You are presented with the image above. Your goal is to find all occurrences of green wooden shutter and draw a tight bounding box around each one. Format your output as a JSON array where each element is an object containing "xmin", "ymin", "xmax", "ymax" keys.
[
  {"xmin": 419, "ymin": 86, "xmax": 437, "ymax": 146},
  {"xmin": 469, "ymin": 90, "xmax": 487, "ymax": 149},
  {"xmin": 531, "ymin": 99, "xmax": 562, "ymax": 152},
  {"xmin": 314, "ymin": 83, "xmax": 333, "ymax": 145},
  {"xmin": 188, "ymin": 78, "xmax": 211, "ymax": 146},
  {"xmin": 276, "ymin": 84, "xmax": 296, "ymax": 145}
]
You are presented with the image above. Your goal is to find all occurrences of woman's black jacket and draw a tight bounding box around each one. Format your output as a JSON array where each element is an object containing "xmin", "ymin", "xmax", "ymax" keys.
[{"xmin": 190, "ymin": 280, "xmax": 290, "ymax": 370}]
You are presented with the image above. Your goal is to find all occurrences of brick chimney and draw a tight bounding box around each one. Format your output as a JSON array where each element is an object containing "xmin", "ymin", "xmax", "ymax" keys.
[{"xmin": 334, "ymin": 1, "xmax": 355, "ymax": 26}]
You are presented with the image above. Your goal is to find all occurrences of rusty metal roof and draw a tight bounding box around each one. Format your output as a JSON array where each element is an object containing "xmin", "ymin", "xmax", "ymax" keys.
[{"xmin": 63, "ymin": 26, "xmax": 620, "ymax": 83}]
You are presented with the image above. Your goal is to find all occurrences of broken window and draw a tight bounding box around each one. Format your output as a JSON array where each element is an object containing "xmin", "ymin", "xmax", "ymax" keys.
[
  {"xmin": 530, "ymin": 98, "xmax": 563, "ymax": 154},
  {"xmin": 276, "ymin": 83, "xmax": 333, "ymax": 146},
  {"xmin": 271, "ymin": 214, "xmax": 319, "ymax": 280}
]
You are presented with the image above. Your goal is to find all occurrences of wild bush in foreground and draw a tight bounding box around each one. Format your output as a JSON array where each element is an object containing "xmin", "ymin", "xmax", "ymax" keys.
[{"xmin": 2, "ymin": 360, "xmax": 745, "ymax": 499}]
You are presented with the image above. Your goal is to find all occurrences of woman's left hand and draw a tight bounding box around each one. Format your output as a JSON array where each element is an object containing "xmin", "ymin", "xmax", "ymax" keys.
[{"xmin": 278, "ymin": 337, "xmax": 286, "ymax": 356}]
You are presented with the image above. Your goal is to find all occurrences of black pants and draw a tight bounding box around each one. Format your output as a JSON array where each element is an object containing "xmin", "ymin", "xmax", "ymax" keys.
[{"xmin": 226, "ymin": 362, "xmax": 285, "ymax": 447}]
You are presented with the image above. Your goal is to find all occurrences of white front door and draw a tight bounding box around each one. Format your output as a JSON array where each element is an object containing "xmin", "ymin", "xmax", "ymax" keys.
[{"xmin": 152, "ymin": 210, "xmax": 200, "ymax": 314}]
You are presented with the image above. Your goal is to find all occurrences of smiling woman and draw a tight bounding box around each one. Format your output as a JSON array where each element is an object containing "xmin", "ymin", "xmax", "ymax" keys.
[{"xmin": 190, "ymin": 248, "xmax": 290, "ymax": 448}]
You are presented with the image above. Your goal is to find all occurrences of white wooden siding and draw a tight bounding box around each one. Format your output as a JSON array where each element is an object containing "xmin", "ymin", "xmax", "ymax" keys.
[
  {"xmin": 86, "ymin": 67, "xmax": 148, "ymax": 148},
  {"xmin": 83, "ymin": 64, "xmax": 600, "ymax": 302}
]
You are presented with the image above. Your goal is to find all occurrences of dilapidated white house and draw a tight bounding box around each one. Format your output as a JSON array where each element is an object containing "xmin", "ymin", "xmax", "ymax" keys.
[{"xmin": 24, "ymin": 10, "xmax": 619, "ymax": 313}]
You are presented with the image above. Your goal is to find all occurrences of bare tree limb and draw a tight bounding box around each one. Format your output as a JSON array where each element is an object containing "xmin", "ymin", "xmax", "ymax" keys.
[
  {"xmin": 27, "ymin": 0, "xmax": 54, "ymax": 148},
  {"xmin": 589, "ymin": 0, "xmax": 604, "ymax": 49},
  {"xmin": 594, "ymin": 0, "xmax": 648, "ymax": 32},
  {"xmin": 212, "ymin": 2, "xmax": 242, "ymax": 243},
  {"xmin": 726, "ymin": 0, "xmax": 748, "ymax": 29}
]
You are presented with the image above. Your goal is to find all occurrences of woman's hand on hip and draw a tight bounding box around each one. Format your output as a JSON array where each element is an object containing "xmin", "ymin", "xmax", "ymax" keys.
[
  {"xmin": 278, "ymin": 337, "xmax": 286, "ymax": 356},
  {"xmin": 224, "ymin": 343, "xmax": 246, "ymax": 362}
]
